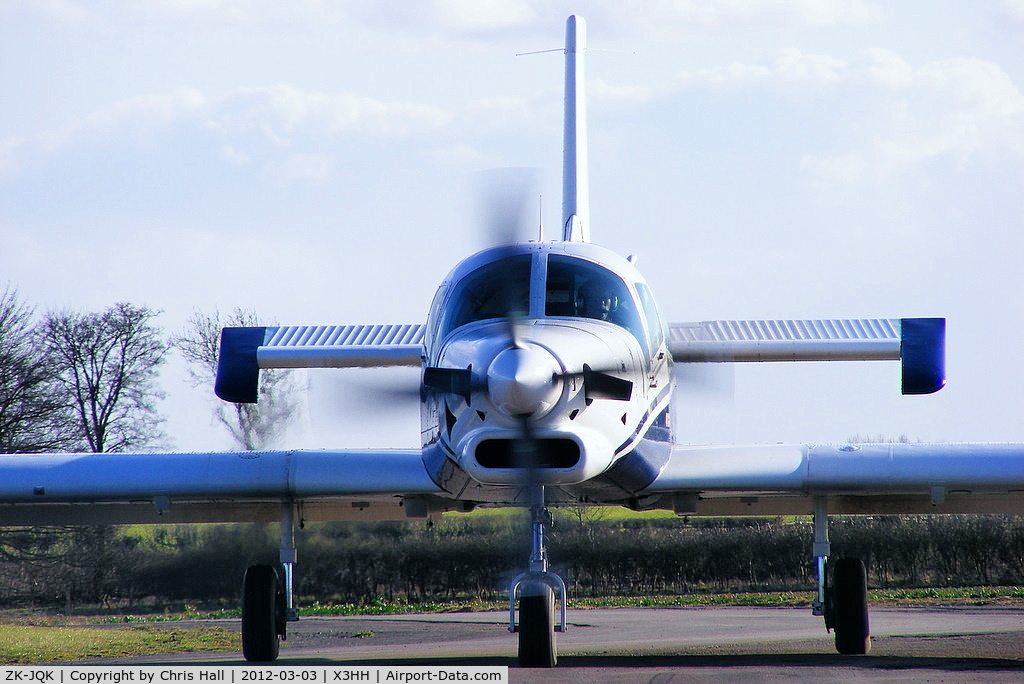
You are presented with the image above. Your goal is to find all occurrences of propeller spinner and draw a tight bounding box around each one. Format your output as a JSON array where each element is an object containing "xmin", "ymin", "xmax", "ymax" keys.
[{"xmin": 486, "ymin": 344, "xmax": 562, "ymax": 418}]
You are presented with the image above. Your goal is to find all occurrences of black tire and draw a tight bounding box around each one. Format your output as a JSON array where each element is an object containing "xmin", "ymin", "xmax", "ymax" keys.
[
  {"xmin": 518, "ymin": 583, "xmax": 557, "ymax": 668},
  {"xmin": 242, "ymin": 564, "xmax": 281, "ymax": 662},
  {"xmin": 832, "ymin": 557, "xmax": 870, "ymax": 655}
]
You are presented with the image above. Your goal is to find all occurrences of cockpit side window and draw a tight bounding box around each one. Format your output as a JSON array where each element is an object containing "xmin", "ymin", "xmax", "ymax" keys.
[
  {"xmin": 545, "ymin": 255, "xmax": 645, "ymax": 344},
  {"xmin": 635, "ymin": 282, "xmax": 666, "ymax": 354},
  {"xmin": 441, "ymin": 254, "xmax": 532, "ymax": 338}
]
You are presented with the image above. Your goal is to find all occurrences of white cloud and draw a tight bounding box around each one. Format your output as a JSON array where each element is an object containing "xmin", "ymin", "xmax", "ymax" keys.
[
  {"xmin": 143, "ymin": 0, "xmax": 254, "ymax": 22},
  {"xmin": 590, "ymin": 79, "xmax": 660, "ymax": 105},
  {"xmin": 917, "ymin": 57, "xmax": 1023, "ymax": 115},
  {"xmin": 776, "ymin": 53, "xmax": 1024, "ymax": 184},
  {"xmin": 461, "ymin": 93, "xmax": 557, "ymax": 137},
  {"xmin": 585, "ymin": 0, "xmax": 881, "ymax": 37},
  {"xmin": 775, "ymin": 49, "xmax": 847, "ymax": 83},
  {"xmin": 668, "ymin": 50, "xmax": 847, "ymax": 89},
  {"xmin": 1003, "ymin": 0, "xmax": 1024, "ymax": 23},
  {"xmin": 208, "ymin": 85, "xmax": 451, "ymax": 142},
  {"xmin": 0, "ymin": 84, "xmax": 452, "ymax": 184},
  {"xmin": 340, "ymin": 0, "xmax": 547, "ymax": 46},
  {"xmin": 682, "ymin": 62, "xmax": 774, "ymax": 87},
  {"xmin": 18, "ymin": 0, "xmax": 91, "ymax": 24},
  {"xmin": 858, "ymin": 48, "xmax": 914, "ymax": 89},
  {"xmin": 605, "ymin": 41, "xmax": 1023, "ymax": 201},
  {"xmin": 429, "ymin": 143, "xmax": 499, "ymax": 168},
  {"xmin": 0, "ymin": 137, "xmax": 28, "ymax": 179},
  {"xmin": 120, "ymin": 0, "xmax": 353, "ymax": 32},
  {"xmin": 799, "ymin": 152, "xmax": 869, "ymax": 185},
  {"xmin": 0, "ymin": 88, "xmax": 208, "ymax": 178},
  {"xmin": 272, "ymin": 152, "xmax": 334, "ymax": 186},
  {"xmin": 220, "ymin": 145, "xmax": 249, "ymax": 167},
  {"xmin": 101, "ymin": 89, "xmax": 209, "ymax": 132},
  {"xmin": 429, "ymin": 0, "xmax": 537, "ymax": 32}
]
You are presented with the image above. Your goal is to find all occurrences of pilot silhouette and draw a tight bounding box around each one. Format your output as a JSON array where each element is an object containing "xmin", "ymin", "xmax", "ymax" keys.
[{"xmin": 577, "ymin": 281, "xmax": 617, "ymax": 321}]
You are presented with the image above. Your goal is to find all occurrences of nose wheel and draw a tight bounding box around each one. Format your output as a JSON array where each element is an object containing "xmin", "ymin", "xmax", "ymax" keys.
[
  {"xmin": 516, "ymin": 582, "xmax": 558, "ymax": 667},
  {"xmin": 509, "ymin": 486, "xmax": 566, "ymax": 668}
]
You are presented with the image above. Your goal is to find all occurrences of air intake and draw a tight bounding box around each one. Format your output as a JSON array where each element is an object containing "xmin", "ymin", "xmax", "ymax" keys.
[{"xmin": 475, "ymin": 438, "xmax": 581, "ymax": 469}]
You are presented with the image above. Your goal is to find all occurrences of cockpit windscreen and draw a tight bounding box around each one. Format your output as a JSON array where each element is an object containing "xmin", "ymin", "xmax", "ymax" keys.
[
  {"xmin": 545, "ymin": 255, "xmax": 643, "ymax": 341},
  {"xmin": 441, "ymin": 254, "xmax": 531, "ymax": 337},
  {"xmin": 439, "ymin": 252, "xmax": 647, "ymax": 349}
]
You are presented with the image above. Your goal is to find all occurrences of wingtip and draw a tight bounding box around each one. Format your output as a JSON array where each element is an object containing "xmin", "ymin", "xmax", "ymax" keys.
[
  {"xmin": 900, "ymin": 317, "xmax": 946, "ymax": 395},
  {"xmin": 214, "ymin": 326, "xmax": 267, "ymax": 403}
]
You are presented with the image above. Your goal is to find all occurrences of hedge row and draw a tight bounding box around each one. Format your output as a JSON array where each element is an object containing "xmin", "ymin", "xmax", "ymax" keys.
[{"xmin": 1, "ymin": 514, "xmax": 1021, "ymax": 608}]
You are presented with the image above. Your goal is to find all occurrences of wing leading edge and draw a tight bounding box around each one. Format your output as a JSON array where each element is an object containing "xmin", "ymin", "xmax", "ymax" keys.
[
  {"xmin": 0, "ymin": 449, "xmax": 442, "ymax": 525},
  {"xmin": 642, "ymin": 442, "xmax": 1024, "ymax": 516}
]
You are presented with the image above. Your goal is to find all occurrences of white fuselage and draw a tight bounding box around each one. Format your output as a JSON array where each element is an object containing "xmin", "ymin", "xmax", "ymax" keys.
[{"xmin": 420, "ymin": 241, "xmax": 674, "ymax": 491}]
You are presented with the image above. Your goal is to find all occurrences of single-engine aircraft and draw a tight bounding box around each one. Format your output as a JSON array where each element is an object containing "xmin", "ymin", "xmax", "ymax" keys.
[{"xmin": 2, "ymin": 15, "xmax": 1024, "ymax": 668}]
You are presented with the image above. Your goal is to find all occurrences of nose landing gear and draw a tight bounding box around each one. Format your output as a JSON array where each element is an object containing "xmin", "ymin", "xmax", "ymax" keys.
[{"xmin": 508, "ymin": 486, "xmax": 567, "ymax": 668}]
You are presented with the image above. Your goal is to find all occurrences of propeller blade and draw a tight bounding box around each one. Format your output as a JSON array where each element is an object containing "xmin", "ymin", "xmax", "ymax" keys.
[
  {"xmin": 674, "ymin": 363, "xmax": 735, "ymax": 402},
  {"xmin": 512, "ymin": 413, "xmax": 543, "ymax": 495},
  {"xmin": 422, "ymin": 366, "xmax": 476, "ymax": 403},
  {"xmin": 476, "ymin": 168, "xmax": 539, "ymax": 348},
  {"xmin": 581, "ymin": 364, "xmax": 633, "ymax": 402},
  {"xmin": 476, "ymin": 168, "xmax": 541, "ymax": 246}
]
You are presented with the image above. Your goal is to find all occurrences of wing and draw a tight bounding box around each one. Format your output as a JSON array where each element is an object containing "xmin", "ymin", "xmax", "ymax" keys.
[
  {"xmin": 669, "ymin": 318, "xmax": 945, "ymax": 394},
  {"xmin": 641, "ymin": 442, "xmax": 1024, "ymax": 516},
  {"xmin": 0, "ymin": 324, "xmax": 436, "ymax": 527},
  {"xmin": 0, "ymin": 449, "xmax": 442, "ymax": 525},
  {"xmin": 215, "ymin": 324, "xmax": 425, "ymax": 403},
  {"xmin": 656, "ymin": 317, "xmax": 1024, "ymax": 515}
]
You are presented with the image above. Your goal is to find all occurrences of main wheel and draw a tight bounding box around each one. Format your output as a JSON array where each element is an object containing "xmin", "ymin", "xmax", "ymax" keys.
[
  {"xmin": 832, "ymin": 557, "xmax": 870, "ymax": 655},
  {"xmin": 242, "ymin": 564, "xmax": 281, "ymax": 662},
  {"xmin": 518, "ymin": 583, "xmax": 556, "ymax": 668}
]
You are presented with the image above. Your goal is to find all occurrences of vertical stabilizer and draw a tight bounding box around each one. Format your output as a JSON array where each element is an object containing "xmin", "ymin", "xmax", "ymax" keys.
[{"xmin": 561, "ymin": 15, "xmax": 589, "ymax": 242}]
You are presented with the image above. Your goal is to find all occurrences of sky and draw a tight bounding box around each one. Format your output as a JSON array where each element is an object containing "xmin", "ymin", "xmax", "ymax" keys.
[{"xmin": 2, "ymin": 1, "xmax": 1023, "ymax": 452}]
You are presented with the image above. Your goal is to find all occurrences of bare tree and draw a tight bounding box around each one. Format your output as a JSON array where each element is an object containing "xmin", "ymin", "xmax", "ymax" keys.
[
  {"xmin": 40, "ymin": 302, "xmax": 167, "ymax": 453},
  {"xmin": 0, "ymin": 287, "xmax": 78, "ymax": 453},
  {"xmin": 171, "ymin": 308, "xmax": 298, "ymax": 450}
]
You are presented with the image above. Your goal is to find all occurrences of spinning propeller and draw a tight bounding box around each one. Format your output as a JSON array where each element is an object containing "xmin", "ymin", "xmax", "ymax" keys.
[{"xmin": 424, "ymin": 169, "xmax": 631, "ymax": 403}]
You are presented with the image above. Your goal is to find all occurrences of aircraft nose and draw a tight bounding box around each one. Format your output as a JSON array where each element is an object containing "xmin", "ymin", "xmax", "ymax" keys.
[{"xmin": 486, "ymin": 345, "xmax": 562, "ymax": 418}]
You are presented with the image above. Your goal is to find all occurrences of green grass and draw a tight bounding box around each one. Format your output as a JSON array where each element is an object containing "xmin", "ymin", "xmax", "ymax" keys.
[
  {"xmin": 3, "ymin": 586, "xmax": 1019, "ymax": 663},
  {"xmin": 24, "ymin": 586, "xmax": 1024, "ymax": 623},
  {"xmin": 0, "ymin": 624, "xmax": 238, "ymax": 664},
  {"xmin": 570, "ymin": 586, "xmax": 1024, "ymax": 609},
  {"xmin": 569, "ymin": 593, "xmax": 816, "ymax": 609},
  {"xmin": 868, "ymin": 586, "xmax": 1024, "ymax": 605},
  {"xmin": 300, "ymin": 597, "xmax": 504, "ymax": 616},
  {"xmin": 449, "ymin": 506, "xmax": 678, "ymax": 521},
  {"xmin": 114, "ymin": 585, "xmax": 1020, "ymax": 619}
]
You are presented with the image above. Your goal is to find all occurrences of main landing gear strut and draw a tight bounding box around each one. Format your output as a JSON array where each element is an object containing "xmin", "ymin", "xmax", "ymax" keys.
[
  {"xmin": 812, "ymin": 497, "xmax": 871, "ymax": 655},
  {"xmin": 242, "ymin": 502, "xmax": 301, "ymax": 662},
  {"xmin": 509, "ymin": 485, "xmax": 567, "ymax": 668}
]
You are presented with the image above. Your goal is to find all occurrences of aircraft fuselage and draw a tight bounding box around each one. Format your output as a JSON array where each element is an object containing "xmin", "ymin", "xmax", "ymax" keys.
[{"xmin": 419, "ymin": 241, "xmax": 675, "ymax": 504}]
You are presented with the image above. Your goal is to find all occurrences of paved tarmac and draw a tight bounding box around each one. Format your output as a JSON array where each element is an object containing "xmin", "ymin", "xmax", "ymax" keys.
[{"xmin": 107, "ymin": 606, "xmax": 1024, "ymax": 682}]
